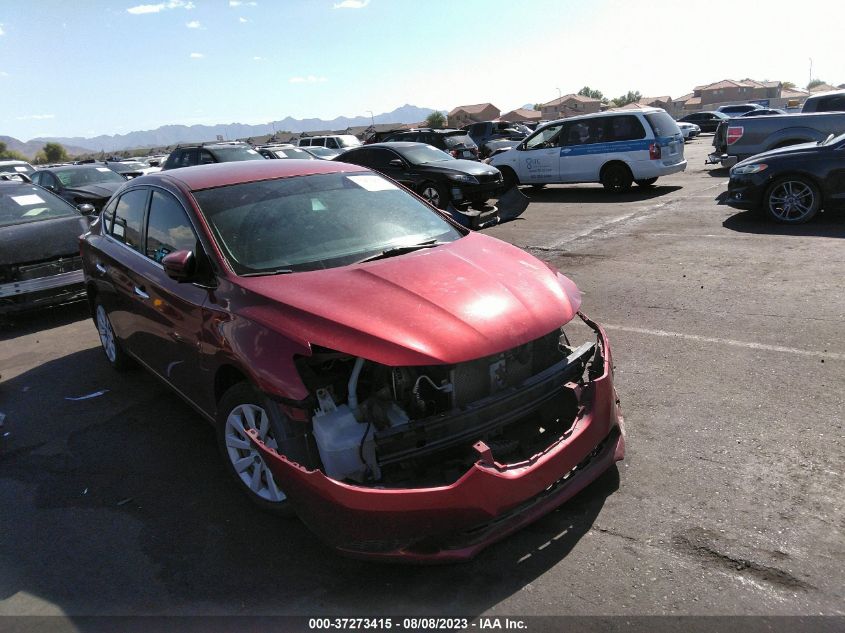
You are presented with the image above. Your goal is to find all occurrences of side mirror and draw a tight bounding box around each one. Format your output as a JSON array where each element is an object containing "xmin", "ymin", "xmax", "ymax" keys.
[
  {"xmin": 162, "ymin": 250, "xmax": 197, "ymax": 282},
  {"xmin": 388, "ymin": 158, "xmax": 405, "ymax": 168},
  {"xmin": 77, "ymin": 203, "xmax": 96, "ymax": 215}
]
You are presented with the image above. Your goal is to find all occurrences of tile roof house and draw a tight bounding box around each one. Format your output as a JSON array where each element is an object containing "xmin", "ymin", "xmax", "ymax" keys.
[
  {"xmin": 500, "ymin": 108, "xmax": 542, "ymax": 122},
  {"xmin": 693, "ymin": 79, "xmax": 782, "ymax": 106},
  {"xmin": 447, "ymin": 103, "xmax": 501, "ymax": 128},
  {"xmin": 539, "ymin": 94, "xmax": 601, "ymax": 120},
  {"xmin": 809, "ymin": 83, "xmax": 838, "ymax": 93}
]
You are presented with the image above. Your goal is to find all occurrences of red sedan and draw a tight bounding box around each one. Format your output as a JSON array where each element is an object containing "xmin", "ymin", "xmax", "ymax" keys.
[{"xmin": 80, "ymin": 159, "xmax": 625, "ymax": 561}]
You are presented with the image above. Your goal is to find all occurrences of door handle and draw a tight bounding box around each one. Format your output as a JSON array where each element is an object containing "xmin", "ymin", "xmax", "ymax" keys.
[
  {"xmin": 95, "ymin": 263, "xmax": 107, "ymax": 274},
  {"xmin": 134, "ymin": 286, "xmax": 150, "ymax": 300}
]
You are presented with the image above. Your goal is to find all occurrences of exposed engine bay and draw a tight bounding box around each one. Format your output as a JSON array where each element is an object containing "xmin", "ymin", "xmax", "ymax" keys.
[{"xmin": 293, "ymin": 318, "xmax": 603, "ymax": 488}]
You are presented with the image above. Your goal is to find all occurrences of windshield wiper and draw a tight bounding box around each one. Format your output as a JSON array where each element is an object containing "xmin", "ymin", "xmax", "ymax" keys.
[
  {"xmin": 356, "ymin": 239, "xmax": 442, "ymax": 264},
  {"xmin": 239, "ymin": 268, "xmax": 294, "ymax": 277}
]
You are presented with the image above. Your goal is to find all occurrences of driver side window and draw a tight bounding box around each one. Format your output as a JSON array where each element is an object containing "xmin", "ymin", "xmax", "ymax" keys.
[{"xmin": 525, "ymin": 124, "xmax": 564, "ymax": 150}]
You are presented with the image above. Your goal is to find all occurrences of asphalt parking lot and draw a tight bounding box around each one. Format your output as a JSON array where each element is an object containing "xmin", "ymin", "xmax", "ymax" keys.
[{"xmin": 1, "ymin": 138, "xmax": 843, "ymax": 624}]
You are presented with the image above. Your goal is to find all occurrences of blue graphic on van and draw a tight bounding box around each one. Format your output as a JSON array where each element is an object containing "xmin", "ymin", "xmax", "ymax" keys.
[{"xmin": 558, "ymin": 136, "xmax": 678, "ymax": 157}]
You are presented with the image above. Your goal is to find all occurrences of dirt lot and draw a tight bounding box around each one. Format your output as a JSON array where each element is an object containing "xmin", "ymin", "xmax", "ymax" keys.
[{"xmin": 1, "ymin": 138, "xmax": 842, "ymax": 625}]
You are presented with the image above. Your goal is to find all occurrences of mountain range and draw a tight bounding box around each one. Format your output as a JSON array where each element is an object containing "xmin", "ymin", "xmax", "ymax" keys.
[{"xmin": 4, "ymin": 105, "xmax": 442, "ymax": 158}]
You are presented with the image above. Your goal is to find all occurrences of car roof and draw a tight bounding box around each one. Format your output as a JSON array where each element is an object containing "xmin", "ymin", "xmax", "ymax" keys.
[
  {"xmin": 148, "ymin": 158, "xmax": 368, "ymax": 191},
  {"xmin": 39, "ymin": 164, "xmax": 105, "ymax": 172},
  {"xmin": 357, "ymin": 142, "xmax": 425, "ymax": 149}
]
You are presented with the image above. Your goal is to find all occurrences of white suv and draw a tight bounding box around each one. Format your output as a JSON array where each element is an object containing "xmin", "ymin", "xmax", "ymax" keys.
[
  {"xmin": 490, "ymin": 108, "xmax": 686, "ymax": 192},
  {"xmin": 295, "ymin": 135, "xmax": 362, "ymax": 151}
]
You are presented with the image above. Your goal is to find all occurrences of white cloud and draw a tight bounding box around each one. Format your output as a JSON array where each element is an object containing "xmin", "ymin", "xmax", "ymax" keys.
[
  {"xmin": 252, "ymin": 56, "xmax": 264, "ymax": 61},
  {"xmin": 186, "ymin": 20, "xmax": 201, "ymax": 28},
  {"xmin": 334, "ymin": 0, "xmax": 369, "ymax": 8},
  {"xmin": 239, "ymin": 16, "xmax": 248, "ymax": 22},
  {"xmin": 0, "ymin": 24, "xmax": 5, "ymax": 36},
  {"xmin": 230, "ymin": 1, "xmax": 257, "ymax": 6},
  {"xmin": 16, "ymin": 114, "xmax": 56, "ymax": 121},
  {"xmin": 127, "ymin": 0, "xmax": 194, "ymax": 15},
  {"xmin": 0, "ymin": 71, "xmax": 8, "ymax": 77},
  {"xmin": 289, "ymin": 75, "xmax": 327, "ymax": 84},
  {"xmin": 190, "ymin": 52, "xmax": 204, "ymax": 58}
]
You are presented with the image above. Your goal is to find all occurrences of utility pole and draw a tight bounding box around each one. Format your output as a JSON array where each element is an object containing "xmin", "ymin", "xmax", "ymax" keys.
[{"xmin": 809, "ymin": 57, "xmax": 813, "ymax": 87}]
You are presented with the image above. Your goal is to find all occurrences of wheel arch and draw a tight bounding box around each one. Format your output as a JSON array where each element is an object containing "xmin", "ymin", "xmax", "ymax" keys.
[{"xmin": 599, "ymin": 159, "xmax": 633, "ymax": 180}]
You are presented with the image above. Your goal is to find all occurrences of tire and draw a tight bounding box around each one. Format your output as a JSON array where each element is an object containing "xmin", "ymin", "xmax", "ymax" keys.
[
  {"xmin": 418, "ymin": 182, "xmax": 449, "ymax": 209},
  {"xmin": 635, "ymin": 177, "xmax": 658, "ymax": 188},
  {"xmin": 216, "ymin": 382, "xmax": 295, "ymax": 516},
  {"xmin": 764, "ymin": 176, "xmax": 821, "ymax": 224},
  {"xmin": 94, "ymin": 302, "xmax": 133, "ymax": 370},
  {"xmin": 600, "ymin": 163, "xmax": 633, "ymax": 193},
  {"xmin": 498, "ymin": 166, "xmax": 519, "ymax": 190}
]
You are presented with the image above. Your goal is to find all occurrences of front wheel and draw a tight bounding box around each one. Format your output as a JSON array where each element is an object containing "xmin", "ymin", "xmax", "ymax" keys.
[
  {"xmin": 764, "ymin": 177, "xmax": 821, "ymax": 224},
  {"xmin": 600, "ymin": 164, "xmax": 633, "ymax": 193},
  {"xmin": 95, "ymin": 302, "xmax": 133, "ymax": 370},
  {"xmin": 498, "ymin": 166, "xmax": 519, "ymax": 190},
  {"xmin": 216, "ymin": 383, "xmax": 294, "ymax": 515},
  {"xmin": 635, "ymin": 177, "xmax": 658, "ymax": 188},
  {"xmin": 418, "ymin": 182, "xmax": 449, "ymax": 209}
]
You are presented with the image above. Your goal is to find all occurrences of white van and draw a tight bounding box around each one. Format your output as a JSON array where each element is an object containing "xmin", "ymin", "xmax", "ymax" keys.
[{"xmin": 490, "ymin": 108, "xmax": 686, "ymax": 192}]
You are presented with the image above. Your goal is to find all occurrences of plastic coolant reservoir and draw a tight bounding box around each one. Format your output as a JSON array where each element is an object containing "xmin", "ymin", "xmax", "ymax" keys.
[{"xmin": 312, "ymin": 405, "xmax": 373, "ymax": 481}]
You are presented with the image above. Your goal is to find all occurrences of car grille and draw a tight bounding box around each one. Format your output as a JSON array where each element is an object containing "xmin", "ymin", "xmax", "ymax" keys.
[
  {"xmin": 17, "ymin": 255, "xmax": 83, "ymax": 281},
  {"xmin": 477, "ymin": 172, "xmax": 503, "ymax": 184}
]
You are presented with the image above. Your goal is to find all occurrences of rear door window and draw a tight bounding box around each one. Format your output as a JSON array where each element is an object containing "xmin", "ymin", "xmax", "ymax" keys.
[
  {"xmin": 109, "ymin": 188, "xmax": 148, "ymax": 252},
  {"xmin": 607, "ymin": 116, "xmax": 646, "ymax": 141},
  {"xmin": 145, "ymin": 190, "xmax": 198, "ymax": 263},
  {"xmin": 644, "ymin": 112, "xmax": 679, "ymax": 138}
]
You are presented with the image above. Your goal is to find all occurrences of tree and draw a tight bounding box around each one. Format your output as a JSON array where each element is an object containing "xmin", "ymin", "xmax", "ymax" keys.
[
  {"xmin": 578, "ymin": 86, "xmax": 602, "ymax": 100},
  {"xmin": 781, "ymin": 81, "xmax": 796, "ymax": 89},
  {"xmin": 807, "ymin": 79, "xmax": 827, "ymax": 90},
  {"xmin": 533, "ymin": 103, "xmax": 545, "ymax": 110},
  {"xmin": 424, "ymin": 111, "xmax": 445, "ymax": 128},
  {"xmin": 0, "ymin": 141, "xmax": 29, "ymax": 162},
  {"xmin": 42, "ymin": 142, "xmax": 69, "ymax": 163},
  {"xmin": 611, "ymin": 90, "xmax": 642, "ymax": 107}
]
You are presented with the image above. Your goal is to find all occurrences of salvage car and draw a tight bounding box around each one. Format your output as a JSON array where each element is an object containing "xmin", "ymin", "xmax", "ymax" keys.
[
  {"xmin": 724, "ymin": 131, "xmax": 845, "ymax": 223},
  {"xmin": 32, "ymin": 164, "xmax": 126, "ymax": 212},
  {"xmin": 256, "ymin": 144, "xmax": 318, "ymax": 160},
  {"xmin": 677, "ymin": 111, "xmax": 730, "ymax": 133},
  {"xmin": 1, "ymin": 176, "xmax": 90, "ymax": 314},
  {"xmin": 0, "ymin": 159, "xmax": 37, "ymax": 177},
  {"xmin": 80, "ymin": 159, "xmax": 625, "ymax": 561},
  {"xmin": 336, "ymin": 142, "xmax": 503, "ymax": 209},
  {"xmin": 675, "ymin": 121, "xmax": 701, "ymax": 141},
  {"xmin": 161, "ymin": 142, "xmax": 266, "ymax": 170}
]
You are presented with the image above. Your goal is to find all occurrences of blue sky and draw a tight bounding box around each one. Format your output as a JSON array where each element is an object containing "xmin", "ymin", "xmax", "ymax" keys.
[{"xmin": 0, "ymin": 0, "xmax": 842, "ymax": 140}]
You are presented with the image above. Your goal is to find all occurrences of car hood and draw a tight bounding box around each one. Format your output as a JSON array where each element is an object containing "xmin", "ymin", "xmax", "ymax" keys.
[
  {"xmin": 64, "ymin": 182, "xmax": 123, "ymax": 199},
  {"xmin": 734, "ymin": 142, "xmax": 821, "ymax": 166},
  {"xmin": 0, "ymin": 215, "xmax": 88, "ymax": 266},
  {"xmin": 234, "ymin": 232, "xmax": 581, "ymax": 366},
  {"xmin": 422, "ymin": 160, "xmax": 499, "ymax": 177}
]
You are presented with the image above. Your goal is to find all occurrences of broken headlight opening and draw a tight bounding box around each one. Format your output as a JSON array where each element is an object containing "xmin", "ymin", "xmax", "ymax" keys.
[{"xmin": 293, "ymin": 317, "xmax": 604, "ymax": 489}]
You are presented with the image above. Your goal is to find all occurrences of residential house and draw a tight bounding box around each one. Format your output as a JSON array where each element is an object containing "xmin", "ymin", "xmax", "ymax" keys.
[
  {"xmin": 447, "ymin": 103, "xmax": 500, "ymax": 128},
  {"xmin": 808, "ymin": 83, "xmax": 838, "ymax": 93},
  {"xmin": 500, "ymin": 108, "xmax": 542, "ymax": 123},
  {"xmin": 540, "ymin": 94, "xmax": 601, "ymax": 119}
]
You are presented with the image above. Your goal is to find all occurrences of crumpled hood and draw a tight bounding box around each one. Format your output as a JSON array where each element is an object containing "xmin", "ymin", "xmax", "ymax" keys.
[
  {"xmin": 65, "ymin": 182, "xmax": 123, "ymax": 200},
  {"xmin": 235, "ymin": 232, "xmax": 581, "ymax": 366}
]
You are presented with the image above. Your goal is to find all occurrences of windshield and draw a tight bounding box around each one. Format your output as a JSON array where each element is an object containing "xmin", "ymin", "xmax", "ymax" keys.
[
  {"xmin": 306, "ymin": 147, "xmax": 338, "ymax": 157},
  {"xmin": 54, "ymin": 167, "xmax": 126, "ymax": 187},
  {"xmin": 0, "ymin": 184, "xmax": 78, "ymax": 227},
  {"xmin": 108, "ymin": 162, "xmax": 146, "ymax": 172},
  {"xmin": 443, "ymin": 134, "xmax": 477, "ymax": 149},
  {"xmin": 645, "ymin": 112, "xmax": 681, "ymax": 137},
  {"xmin": 275, "ymin": 148, "xmax": 315, "ymax": 159},
  {"xmin": 0, "ymin": 162, "xmax": 36, "ymax": 175},
  {"xmin": 401, "ymin": 145, "xmax": 454, "ymax": 164},
  {"xmin": 210, "ymin": 146, "xmax": 265, "ymax": 162},
  {"xmin": 337, "ymin": 136, "xmax": 362, "ymax": 148},
  {"xmin": 194, "ymin": 171, "xmax": 462, "ymax": 274}
]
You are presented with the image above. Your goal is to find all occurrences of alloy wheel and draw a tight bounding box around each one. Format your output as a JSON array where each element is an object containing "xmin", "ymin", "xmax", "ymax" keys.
[
  {"xmin": 224, "ymin": 404, "xmax": 286, "ymax": 502},
  {"xmin": 96, "ymin": 304, "xmax": 117, "ymax": 363},
  {"xmin": 768, "ymin": 180, "xmax": 816, "ymax": 222}
]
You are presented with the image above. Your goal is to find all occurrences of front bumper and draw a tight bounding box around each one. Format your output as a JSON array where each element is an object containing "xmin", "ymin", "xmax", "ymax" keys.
[
  {"xmin": 450, "ymin": 180, "xmax": 504, "ymax": 205},
  {"xmin": 725, "ymin": 174, "xmax": 767, "ymax": 209},
  {"xmin": 247, "ymin": 312, "xmax": 625, "ymax": 562},
  {"xmin": 0, "ymin": 269, "xmax": 86, "ymax": 314}
]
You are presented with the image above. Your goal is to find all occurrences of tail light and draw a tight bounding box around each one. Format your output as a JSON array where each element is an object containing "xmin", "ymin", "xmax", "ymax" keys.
[
  {"xmin": 450, "ymin": 149, "xmax": 460, "ymax": 158},
  {"xmin": 726, "ymin": 126, "xmax": 744, "ymax": 145},
  {"xmin": 649, "ymin": 143, "xmax": 661, "ymax": 160}
]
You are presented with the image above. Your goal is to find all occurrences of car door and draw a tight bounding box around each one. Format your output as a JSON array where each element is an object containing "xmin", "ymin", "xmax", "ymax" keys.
[
  {"xmin": 514, "ymin": 122, "xmax": 565, "ymax": 183},
  {"xmin": 558, "ymin": 120, "xmax": 598, "ymax": 182},
  {"xmin": 134, "ymin": 188, "xmax": 211, "ymax": 408},
  {"xmin": 369, "ymin": 148, "xmax": 416, "ymax": 190}
]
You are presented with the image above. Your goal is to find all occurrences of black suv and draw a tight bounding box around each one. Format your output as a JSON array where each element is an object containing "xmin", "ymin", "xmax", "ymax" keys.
[
  {"xmin": 462, "ymin": 121, "xmax": 530, "ymax": 159},
  {"xmin": 161, "ymin": 142, "xmax": 265, "ymax": 170},
  {"xmin": 381, "ymin": 129, "xmax": 479, "ymax": 160}
]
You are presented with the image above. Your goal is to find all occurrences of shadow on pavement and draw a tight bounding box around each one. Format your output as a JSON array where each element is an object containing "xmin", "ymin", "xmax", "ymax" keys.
[
  {"xmin": 523, "ymin": 185, "xmax": 681, "ymax": 205},
  {"xmin": 0, "ymin": 301, "xmax": 89, "ymax": 342},
  {"xmin": 0, "ymin": 347, "xmax": 619, "ymax": 621},
  {"xmin": 722, "ymin": 208, "xmax": 845, "ymax": 238}
]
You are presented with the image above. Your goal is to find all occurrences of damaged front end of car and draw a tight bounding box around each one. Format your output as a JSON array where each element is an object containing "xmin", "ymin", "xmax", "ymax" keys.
[{"xmin": 246, "ymin": 311, "xmax": 624, "ymax": 562}]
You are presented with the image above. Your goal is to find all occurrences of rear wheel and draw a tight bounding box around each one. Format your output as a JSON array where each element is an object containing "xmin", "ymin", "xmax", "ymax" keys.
[
  {"xmin": 764, "ymin": 176, "xmax": 820, "ymax": 224},
  {"xmin": 600, "ymin": 163, "xmax": 633, "ymax": 193},
  {"xmin": 635, "ymin": 177, "xmax": 658, "ymax": 188},
  {"xmin": 418, "ymin": 182, "xmax": 449, "ymax": 209},
  {"xmin": 217, "ymin": 382, "xmax": 294, "ymax": 515}
]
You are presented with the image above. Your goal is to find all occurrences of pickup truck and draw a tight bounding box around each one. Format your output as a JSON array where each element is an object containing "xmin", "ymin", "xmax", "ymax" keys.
[{"xmin": 708, "ymin": 89, "xmax": 845, "ymax": 167}]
